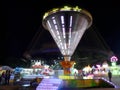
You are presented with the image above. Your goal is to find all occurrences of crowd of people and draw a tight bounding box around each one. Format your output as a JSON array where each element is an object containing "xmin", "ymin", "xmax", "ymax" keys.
[{"xmin": 0, "ymin": 70, "xmax": 11, "ymax": 85}]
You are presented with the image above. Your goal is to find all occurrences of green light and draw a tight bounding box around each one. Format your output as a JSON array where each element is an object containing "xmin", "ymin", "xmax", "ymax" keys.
[{"xmin": 111, "ymin": 62, "xmax": 116, "ymax": 66}]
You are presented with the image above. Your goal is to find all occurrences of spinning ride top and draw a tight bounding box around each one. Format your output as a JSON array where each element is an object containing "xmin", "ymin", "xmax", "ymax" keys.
[{"xmin": 42, "ymin": 6, "xmax": 92, "ymax": 75}]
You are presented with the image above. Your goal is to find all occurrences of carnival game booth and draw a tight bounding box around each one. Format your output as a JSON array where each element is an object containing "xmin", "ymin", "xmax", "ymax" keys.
[{"xmin": 14, "ymin": 65, "xmax": 54, "ymax": 80}]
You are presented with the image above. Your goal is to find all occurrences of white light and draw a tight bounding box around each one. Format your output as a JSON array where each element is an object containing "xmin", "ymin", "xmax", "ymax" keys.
[
  {"xmin": 61, "ymin": 45, "xmax": 64, "ymax": 49},
  {"xmin": 64, "ymin": 43, "xmax": 67, "ymax": 49},
  {"xmin": 52, "ymin": 16, "xmax": 55, "ymax": 19},
  {"xmin": 47, "ymin": 20, "xmax": 51, "ymax": 29},
  {"xmin": 61, "ymin": 16, "xmax": 64, "ymax": 24},
  {"xmin": 43, "ymin": 8, "xmax": 92, "ymax": 58},
  {"xmin": 69, "ymin": 28, "xmax": 72, "ymax": 38},
  {"xmin": 50, "ymin": 29, "xmax": 56, "ymax": 39},
  {"xmin": 70, "ymin": 16, "xmax": 72, "ymax": 27},
  {"xmin": 56, "ymin": 30, "xmax": 59, "ymax": 35},
  {"xmin": 55, "ymin": 25, "xmax": 58, "ymax": 30},
  {"xmin": 62, "ymin": 27, "xmax": 66, "ymax": 38},
  {"xmin": 53, "ymin": 19, "xmax": 56, "ymax": 24},
  {"xmin": 68, "ymin": 39, "xmax": 70, "ymax": 48},
  {"xmin": 58, "ymin": 35, "xmax": 60, "ymax": 39}
]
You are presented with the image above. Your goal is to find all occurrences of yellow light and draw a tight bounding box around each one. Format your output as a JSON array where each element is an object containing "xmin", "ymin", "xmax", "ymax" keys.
[
  {"xmin": 60, "ymin": 6, "xmax": 72, "ymax": 11},
  {"xmin": 73, "ymin": 6, "xmax": 81, "ymax": 11},
  {"xmin": 43, "ymin": 6, "xmax": 82, "ymax": 19},
  {"xmin": 52, "ymin": 8, "xmax": 59, "ymax": 12},
  {"xmin": 43, "ymin": 13, "xmax": 49, "ymax": 19},
  {"xmin": 59, "ymin": 75, "xmax": 74, "ymax": 79}
]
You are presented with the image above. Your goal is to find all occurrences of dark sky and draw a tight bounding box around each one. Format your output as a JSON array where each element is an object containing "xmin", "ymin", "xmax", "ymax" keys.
[{"xmin": 1, "ymin": 0, "xmax": 120, "ymax": 65}]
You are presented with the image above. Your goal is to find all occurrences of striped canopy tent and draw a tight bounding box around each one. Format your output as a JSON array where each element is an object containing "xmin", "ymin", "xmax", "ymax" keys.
[{"xmin": 0, "ymin": 66, "xmax": 13, "ymax": 71}]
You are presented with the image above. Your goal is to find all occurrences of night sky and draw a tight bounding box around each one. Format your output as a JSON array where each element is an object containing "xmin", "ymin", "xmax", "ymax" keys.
[{"xmin": 1, "ymin": 0, "xmax": 120, "ymax": 65}]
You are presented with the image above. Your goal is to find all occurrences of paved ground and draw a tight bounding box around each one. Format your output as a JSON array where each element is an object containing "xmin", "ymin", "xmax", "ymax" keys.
[
  {"xmin": 88, "ymin": 88, "xmax": 120, "ymax": 90},
  {"xmin": 0, "ymin": 75, "xmax": 120, "ymax": 90},
  {"xmin": 90, "ymin": 75, "xmax": 120, "ymax": 90},
  {"xmin": 103, "ymin": 75, "xmax": 120, "ymax": 88}
]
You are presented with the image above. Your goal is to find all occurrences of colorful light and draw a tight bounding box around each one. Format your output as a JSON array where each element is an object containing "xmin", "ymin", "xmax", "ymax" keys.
[
  {"xmin": 110, "ymin": 56, "xmax": 118, "ymax": 62},
  {"xmin": 42, "ymin": 6, "xmax": 92, "ymax": 60}
]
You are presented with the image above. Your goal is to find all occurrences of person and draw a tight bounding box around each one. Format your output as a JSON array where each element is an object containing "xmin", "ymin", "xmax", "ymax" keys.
[
  {"xmin": 74, "ymin": 71, "xmax": 77, "ymax": 79},
  {"xmin": 108, "ymin": 70, "xmax": 112, "ymax": 82},
  {"xmin": 1, "ymin": 72, "xmax": 5, "ymax": 85},
  {"xmin": 0, "ymin": 74, "xmax": 1, "ymax": 85},
  {"xmin": 30, "ymin": 77, "xmax": 40, "ymax": 87},
  {"xmin": 5, "ymin": 70, "xmax": 11, "ymax": 85}
]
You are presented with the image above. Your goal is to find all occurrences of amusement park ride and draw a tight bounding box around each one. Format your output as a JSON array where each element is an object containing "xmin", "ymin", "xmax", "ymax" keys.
[
  {"xmin": 42, "ymin": 6, "xmax": 92, "ymax": 75},
  {"xmin": 1, "ymin": 6, "xmax": 119, "ymax": 90}
]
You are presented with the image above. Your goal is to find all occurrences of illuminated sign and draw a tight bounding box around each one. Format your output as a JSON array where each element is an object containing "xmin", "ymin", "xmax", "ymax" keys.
[
  {"xmin": 36, "ymin": 78, "xmax": 62, "ymax": 90},
  {"xmin": 110, "ymin": 56, "xmax": 118, "ymax": 62}
]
